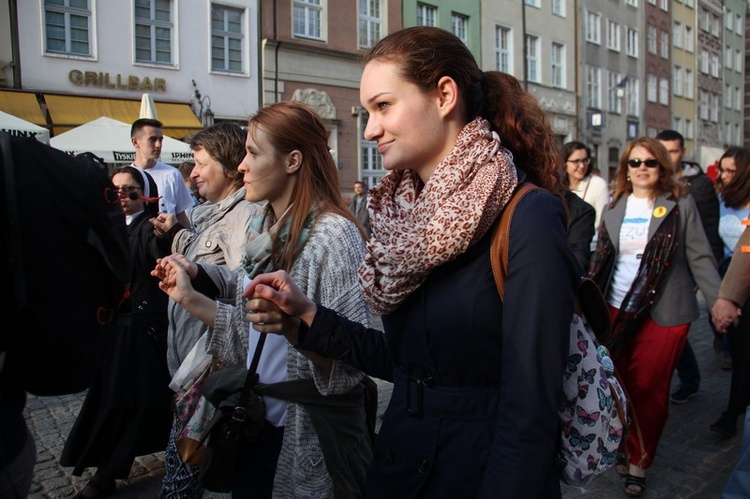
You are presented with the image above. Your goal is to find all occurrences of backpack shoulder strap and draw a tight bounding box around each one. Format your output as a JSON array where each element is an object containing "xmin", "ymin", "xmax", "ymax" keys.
[{"xmin": 490, "ymin": 182, "xmax": 542, "ymax": 300}]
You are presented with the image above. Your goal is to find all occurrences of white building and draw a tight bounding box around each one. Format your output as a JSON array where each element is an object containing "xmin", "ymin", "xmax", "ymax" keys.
[{"xmin": 0, "ymin": 0, "xmax": 260, "ymax": 139}]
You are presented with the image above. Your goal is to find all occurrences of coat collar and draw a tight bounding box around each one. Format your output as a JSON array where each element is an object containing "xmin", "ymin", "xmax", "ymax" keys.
[{"xmin": 602, "ymin": 192, "xmax": 676, "ymax": 251}]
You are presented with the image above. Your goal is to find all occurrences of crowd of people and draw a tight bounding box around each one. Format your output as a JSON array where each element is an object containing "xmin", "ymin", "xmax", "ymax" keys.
[{"xmin": 2, "ymin": 25, "xmax": 749, "ymax": 499}]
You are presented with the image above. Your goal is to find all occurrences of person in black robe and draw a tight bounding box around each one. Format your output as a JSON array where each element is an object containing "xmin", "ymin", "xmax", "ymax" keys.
[{"xmin": 61, "ymin": 166, "xmax": 172, "ymax": 498}]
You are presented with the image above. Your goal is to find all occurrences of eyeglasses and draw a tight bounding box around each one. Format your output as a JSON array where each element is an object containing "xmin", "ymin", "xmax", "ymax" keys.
[
  {"xmin": 567, "ymin": 158, "xmax": 591, "ymax": 166},
  {"xmin": 720, "ymin": 168, "xmax": 737, "ymax": 175},
  {"xmin": 114, "ymin": 185, "xmax": 140, "ymax": 195},
  {"xmin": 627, "ymin": 158, "xmax": 660, "ymax": 169}
]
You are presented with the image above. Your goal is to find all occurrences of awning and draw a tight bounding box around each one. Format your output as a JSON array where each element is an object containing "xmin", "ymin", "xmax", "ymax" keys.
[
  {"xmin": 0, "ymin": 90, "xmax": 47, "ymax": 126},
  {"xmin": 0, "ymin": 110, "xmax": 50, "ymax": 143},
  {"xmin": 43, "ymin": 94, "xmax": 202, "ymax": 138},
  {"xmin": 49, "ymin": 116, "xmax": 193, "ymax": 164}
]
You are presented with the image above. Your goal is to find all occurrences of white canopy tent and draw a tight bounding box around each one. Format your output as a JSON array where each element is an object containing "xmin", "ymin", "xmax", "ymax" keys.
[
  {"xmin": 49, "ymin": 116, "xmax": 192, "ymax": 164},
  {"xmin": 0, "ymin": 110, "xmax": 50, "ymax": 144}
]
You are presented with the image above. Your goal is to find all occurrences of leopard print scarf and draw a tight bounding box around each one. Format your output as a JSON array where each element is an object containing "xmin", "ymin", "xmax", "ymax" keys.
[{"xmin": 359, "ymin": 118, "xmax": 518, "ymax": 315}]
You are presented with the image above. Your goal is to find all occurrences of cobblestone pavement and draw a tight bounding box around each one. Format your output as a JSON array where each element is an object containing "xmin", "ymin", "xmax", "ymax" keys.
[{"xmin": 25, "ymin": 303, "xmax": 742, "ymax": 498}]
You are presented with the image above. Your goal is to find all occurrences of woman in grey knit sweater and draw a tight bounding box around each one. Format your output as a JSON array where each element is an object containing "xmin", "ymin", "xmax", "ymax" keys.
[{"xmin": 155, "ymin": 101, "xmax": 372, "ymax": 498}]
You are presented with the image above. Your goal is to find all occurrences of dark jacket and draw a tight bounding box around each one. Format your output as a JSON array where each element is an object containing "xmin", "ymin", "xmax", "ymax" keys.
[
  {"xmin": 300, "ymin": 188, "xmax": 578, "ymax": 498},
  {"xmin": 349, "ymin": 194, "xmax": 371, "ymax": 235},
  {"xmin": 682, "ymin": 162, "xmax": 724, "ymax": 263},
  {"xmin": 565, "ymin": 190, "xmax": 596, "ymax": 275}
]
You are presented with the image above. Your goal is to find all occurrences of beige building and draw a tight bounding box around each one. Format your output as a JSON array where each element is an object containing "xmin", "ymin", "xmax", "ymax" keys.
[{"xmin": 672, "ymin": 0, "xmax": 698, "ymax": 158}]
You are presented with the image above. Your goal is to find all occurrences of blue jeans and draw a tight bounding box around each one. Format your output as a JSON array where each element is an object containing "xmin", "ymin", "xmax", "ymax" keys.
[
  {"xmin": 724, "ymin": 407, "xmax": 750, "ymax": 498},
  {"xmin": 676, "ymin": 338, "xmax": 701, "ymax": 392}
]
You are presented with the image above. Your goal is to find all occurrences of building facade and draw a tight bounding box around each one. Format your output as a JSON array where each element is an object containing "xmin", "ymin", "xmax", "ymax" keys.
[
  {"xmin": 578, "ymin": 0, "xmax": 642, "ymax": 181},
  {"xmin": 722, "ymin": 0, "xmax": 745, "ymax": 149},
  {"xmin": 672, "ymin": 0, "xmax": 698, "ymax": 158},
  {"xmin": 0, "ymin": 0, "xmax": 261, "ymax": 141},
  {"xmin": 696, "ymin": 0, "xmax": 725, "ymax": 167},
  {"xmin": 643, "ymin": 0, "xmax": 672, "ymax": 138}
]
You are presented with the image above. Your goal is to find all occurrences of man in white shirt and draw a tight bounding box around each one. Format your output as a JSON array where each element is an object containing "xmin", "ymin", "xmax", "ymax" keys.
[{"xmin": 131, "ymin": 119, "xmax": 194, "ymax": 229}]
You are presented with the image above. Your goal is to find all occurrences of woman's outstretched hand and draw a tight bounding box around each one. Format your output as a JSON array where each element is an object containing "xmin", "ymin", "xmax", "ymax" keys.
[{"xmin": 243, "ymin": 270, "xmax": 318, "ymax": 328}]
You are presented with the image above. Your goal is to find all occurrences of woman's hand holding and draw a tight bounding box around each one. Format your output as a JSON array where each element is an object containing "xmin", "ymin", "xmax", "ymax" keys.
[
  {"xmin": 242, "ymin": 270, "xmax": 318, "ymax": 327},
  {"xmin": 155, "ymin": 257, "xmax": 196, "ymax": 305},
  {"xmin": 712, "ymin": 297, "xmax": 741, "ymax": 333},
  {"xmin": 245, "ymin": 296, "xmax": 302, "ymax": 345}
]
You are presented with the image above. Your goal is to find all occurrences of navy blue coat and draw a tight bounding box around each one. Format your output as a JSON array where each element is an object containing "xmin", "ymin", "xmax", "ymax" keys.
[{"xmin": 300, "ymin": 188, "xmax": 578, "ymax": 498}]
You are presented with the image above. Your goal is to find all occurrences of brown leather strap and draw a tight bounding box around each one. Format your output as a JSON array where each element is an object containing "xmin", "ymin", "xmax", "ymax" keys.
[{"xmin": 490, "ymin": 182, "xmax": 542, "ymax": 300}]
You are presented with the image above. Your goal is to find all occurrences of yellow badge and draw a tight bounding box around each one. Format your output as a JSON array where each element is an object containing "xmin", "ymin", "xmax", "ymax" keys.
[{"xmin": 653, "ymin": 206, "xmax": 667, "ymax": 218}]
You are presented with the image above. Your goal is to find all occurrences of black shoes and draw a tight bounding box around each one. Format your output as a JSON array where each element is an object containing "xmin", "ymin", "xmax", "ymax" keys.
[
  {"xmin": 670, "ymin": 386, "xmax": 698, "ymax": 404},
  {"xmin": 709, "ymin": 412, "xmax": 737, "ymax": 438}
]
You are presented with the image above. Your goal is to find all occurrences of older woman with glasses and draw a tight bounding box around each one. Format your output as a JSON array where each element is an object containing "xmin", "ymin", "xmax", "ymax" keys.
[
  {"xmin": 562, "ymin": 141, "xmax": 610, "ymax": 242},
  {"xmin": 588, "ymin": 137, "xmax": 720, "ymax": 496}
]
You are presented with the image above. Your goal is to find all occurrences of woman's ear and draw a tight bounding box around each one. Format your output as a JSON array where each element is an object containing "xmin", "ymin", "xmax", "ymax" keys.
[
  {"xmin": 435, "ymin": 76, "xmax": 459, "ymax": 118},
  {"xmin": 286, "ymin": 150, "xmax": 303, "ymax": 174}
]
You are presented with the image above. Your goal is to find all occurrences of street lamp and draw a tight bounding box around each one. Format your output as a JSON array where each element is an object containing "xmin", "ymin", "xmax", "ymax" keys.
[{"xmin": 191, "ymin": 79, "xmax": 215, "ymax": 129}]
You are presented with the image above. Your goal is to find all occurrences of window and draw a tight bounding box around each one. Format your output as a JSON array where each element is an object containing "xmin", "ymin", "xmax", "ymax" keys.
[
  {"xmin": 660, "ymin": 31, "xmax": 669, "ymax": 58},
  {"xmin": 737, "ymin": 14, "xmax": 743, "ymax": 36},
  {"xmin": 626, "ymin": 28, "xmax": 638, "ymax": 57},
  {"xmin": 451, "ymin": 13, "xmax": 468, "ymax": 44},
  {"xmin": 685, "ymin": 119, "xmax": 693, "ymax": 139},
  {"xmin": 736, "ymin": 87, "xmax": 742, "ymax": 111},
  {"xmin": 684, "ymin": 0, "xmax": 693, "ymax": 7},
  {"xmin": 710, "ymin": 53, "xmax": 720, "ymax": 77},
  {"xmin": 685, "ymin": 69, "xmax": 694, "ymax": 98},
  {"xmin": 725, "ymin": 9, "xmax": 733, "ymax": 31},
  {"xmin": 698, "ymin": 10, "xmax": 709, "ymax": 32},
  {"xmin": 725, "ymin": 84, "xmax": 733, "ymax": 108},
  {"xmin": 700, "ymin": 50, "xmax": 709, "ymax": 74},
  {"xmin": 711, "ymin": 16, "xmax": 720, "ymax": 37},
  {"xmin": 699, "ymin": 90, "xmax": 709, "ymax": 120},
  {"xmin": 358, "ymin": 0, "xmax": 382, "ymax": 49},
  {"xmin": 725, "ymin": 46, "xmax": 733, "ymax": 69},
  {"xmin": 647, "ymin": 25, "xmax": 657, "ymax": 54},
  {"xmin": 586, "ymin": 65, "xmax": 601, "ymax": 109},
  {"xmin": 659, "ymin": 0, "xmax": 668, "ymax": 11},
  {"xmin": 44, "ymin": 0, "xmax": 91, "ymax": 56},
  {"xmin": 736, "ymin": 50, "xmax": 743, "ymax": 73},
  {"xmin": 711, "ymin": 94, "xmax": 720, "ymax": 122},
  {"xmin": 725, "ymin": 122, "xmax": 731, "ymax": 145},
  {"xmin": 673, "ymin": 21, "xmax": 682, "ymax": 48},
  {"xmin": 551, "ymin": 42, "xmax": 564, "ymax": 88},
  {"xmin": 585, "ymin": 11, "xmax": 601, "ymax": 44},
  {"xmin": 417, "ymin": 3, "xmax": 437, "ymax": 27},
  {"xmin": 293, "ymin": 0, "xmax": 323, "ymax": 39},
  {"xmin": 659, "ymin": 77, "xmax": 669, "ymax": 105},
  {"xmin": 625, "ymin": 0, "xmax": 638, "ymax": 6},
  {"xmin": 211, "ymin": 4, "xmax": 243, "ymax": 73},
  {"xmin": 360, "ymin": 114, "xmax": 385, "ymax": 190},
  {"xmin": 684, "ymin": 25, "xmax": 694, "ymax": 52},
  {"xmin": 551, "ymin": 0, "xmax": 565, "ymax": 17},
  {"xmin": 607, "ymin": 71, "xmax": 623, "ymax": 113},
  {"xmin": 673, "ymin": 65, "xmax": 683, "ymax": 96},
  {"xmin": 607, "ymin": 20, "xmax": 621, "ymax": 51},
  {"xmin": 526, "ymin": 35, "xmax": 540, "ymax": 83},
  {"xmin": 627, "ymin": 77, "xmax": 639, "ymax": 115},
  {"xmin": 647, "ymin": 74, "xmax": 657, "ymax": 102},
  {"xmin": 495, "ymin": 25, "xmax": 512, "ymax": 73},
  {"xmin": 135, "ymin": 0, "xmax": 173, "ymax": 64},
  {"xmin": 673, "ymin": 117, "xmax": 682, "ymax": 135},
  {"xmin": 736, "ymin": 124, "xmax": 741, "ymax": 145},
  {"xmin": 524, "ymin": 0, "xmax": 540, "ymax": 6}
]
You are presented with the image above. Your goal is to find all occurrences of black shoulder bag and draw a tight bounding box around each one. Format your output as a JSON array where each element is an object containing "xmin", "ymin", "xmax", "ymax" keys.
[{"xmin": 198, "ymin": 334, "xmax": 267, "ymax": 492}]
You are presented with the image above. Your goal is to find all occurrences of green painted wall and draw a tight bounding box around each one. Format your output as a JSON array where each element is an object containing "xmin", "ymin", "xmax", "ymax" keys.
[{"xmin": 402, "ymin": 1, "xmax": 482, "ymax": 60}]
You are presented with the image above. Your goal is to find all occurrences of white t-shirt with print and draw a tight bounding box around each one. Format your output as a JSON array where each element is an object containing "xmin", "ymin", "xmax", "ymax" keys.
[{"xmin": 608, "ymin": 195, "xmax": 653, "ymax": 309}]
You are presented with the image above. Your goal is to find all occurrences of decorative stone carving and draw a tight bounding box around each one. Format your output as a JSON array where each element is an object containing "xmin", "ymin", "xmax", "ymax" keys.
[{"xmin": 291, "ymin": 88, "xmax": 337, "ymax": 120}]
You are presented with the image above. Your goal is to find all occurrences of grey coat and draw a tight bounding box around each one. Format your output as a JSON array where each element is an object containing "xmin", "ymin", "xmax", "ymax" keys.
[
  {"xmin": 166, "ymin": 187, "xmax": 259, "ymax": 374},
  {"xmin": 599, "ymin": 193, "xmax": 721, "ymax": 326}
]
